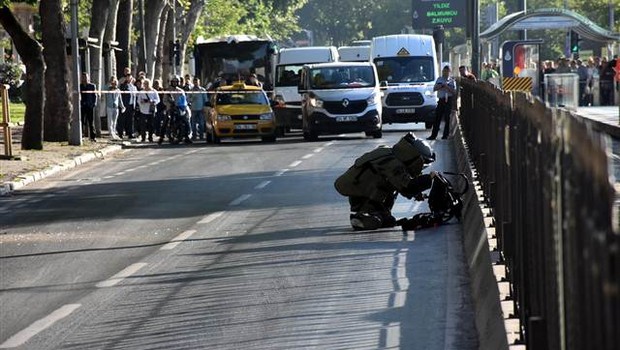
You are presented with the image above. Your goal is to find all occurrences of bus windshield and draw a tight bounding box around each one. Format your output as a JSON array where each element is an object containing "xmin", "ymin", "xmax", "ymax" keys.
[
  {"xmin": 309, "ymin": 66, "xmax": 375, "ymax": 89},
  {"xmin": 373, "ymin": 57, "xmax": 435, "ymax": 83},
  {"xmin": 194, "ymin": 39, "xmax": 275, "ymax": 90}
]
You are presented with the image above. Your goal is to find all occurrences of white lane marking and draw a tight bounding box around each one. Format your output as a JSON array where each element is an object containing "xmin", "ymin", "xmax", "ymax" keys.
[
  {"xmin": 313, "ymin": 148, "xmax": 324, "ymax": 153},
  {"xmin": 289, "ymin": 160, "xmax": 302, "ymax": 168},
  {"xmin": 160, "ymin": 230, "xmax": 197, "ymax": 250},
  {"xmin": 115, "ymin": 172, "xmax": 126, "ymax": 176},
  {"xmin": 324, "ymin": 141, "xmax": 334, "ymax": 146},
  {"xmin": 229, "ymin": 194, "xmax": 251, "ymax": 206},
  {"xmin": 0, "ymin": 304, "xmax": 81, "ymax": 349},
  {"xmin": 103, "ymin": 175, "xmax": 114, "ymax": 179},
  {"xmin": 385, "ymin": 322, "xmax": 401, "ymax": 349},
  {"xmin": 274, "ymin": 169, "xmax": 288, "ymax": 176},
  {"xmin": 125, "ymin": 168, "xmax": 136, "ymax": 172},
  {"xmin": 302, "ymin": 154, "xmax": 314, "ymax": 159},
  {"xmin": 95, "ymin": 263, "xmax": 148, "ymax": 288},
  {"xmin": 255, "ymin": 181, "xmax": 271, "ymax": 189},
  {"xmin": 197, "ymin": 211, "xmax": 224, "ymax": 224}
]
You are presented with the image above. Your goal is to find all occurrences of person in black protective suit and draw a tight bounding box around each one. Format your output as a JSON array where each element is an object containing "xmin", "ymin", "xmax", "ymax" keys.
[{"xmin": 334, "ymin": 132, "xmax": 436, "ymax": 230}]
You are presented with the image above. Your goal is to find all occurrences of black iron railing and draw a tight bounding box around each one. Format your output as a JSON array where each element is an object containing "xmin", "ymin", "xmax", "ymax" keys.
[{"xmin": 458, "ymin": 78, "xmax": 620, "ymax": 350}]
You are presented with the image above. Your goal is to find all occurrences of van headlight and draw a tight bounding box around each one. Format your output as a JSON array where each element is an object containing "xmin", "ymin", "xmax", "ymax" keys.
[
  {"xmin": 424, "ymin": 89, "xmax": 435, "ymax": 97},
  {"xmin": 217, "ymin": 114, "xmax": 232, "ymax": 121},
  {"xmin": 309, "ymin": 98, "xmax": 323, "ymax": 108},
  {"xmin": 366, "ymin": 93, "xmax": 378, "ymax": 105},
  {"xmin": 259, "ymin": 113, "xmax": 273, "ymax": 120}
]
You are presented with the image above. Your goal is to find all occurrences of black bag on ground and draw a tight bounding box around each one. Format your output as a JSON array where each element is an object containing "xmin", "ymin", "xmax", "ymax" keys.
[{"xmin": 397, "ymin": 172, "xmax": 469, "ymax": 230}]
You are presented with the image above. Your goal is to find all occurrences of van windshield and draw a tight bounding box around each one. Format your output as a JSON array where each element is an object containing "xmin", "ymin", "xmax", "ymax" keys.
[
  {"xmin": 309, "ymin": 66, "xmax": 375, "ymax": 89},
  {"xmin": 374, "ymin": 57, "xmax": 435, "ymax": 83},
  {"xmin": 275, "ymin": 64, "xmax": 303, "ymax": 87}
]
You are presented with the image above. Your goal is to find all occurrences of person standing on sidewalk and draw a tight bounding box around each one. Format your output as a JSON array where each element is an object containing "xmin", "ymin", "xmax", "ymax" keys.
[
  {"xmin": 136, "ymin": 79, "xmax": 160, "ymax": 142},
  {"xmin": 428, "ymin": 65, "xmax": 456, "ymax": 140},
  {"xmin": 118, "ymin": 69, "xmax": 137, "ymax": 139},
  {"xmin": 189, "ymin": 77, "xmax": 208, "ymax": 140},
  {"xmin": 80, "ymin": 73, "xmax": 98, "ymax": 142},
  {"xmin": 105, "ymin": 76, "xmax": 125, "ymax": 140}
]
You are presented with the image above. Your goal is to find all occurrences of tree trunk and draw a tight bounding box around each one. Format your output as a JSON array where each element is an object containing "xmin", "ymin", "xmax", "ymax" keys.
[
  {"xmin": 154, "ymin": 5, "xmax": 169, "ymax": 81},
  {"xmin": 103, "ymin": 0, "xmax": 120, "ymax": 80},
  {"xmin": 88, "ymin": 0, "xmax": 112, "ymax": 136},
  {"xmin": 161, "ymin": 6, "xmax": 174, "ymax": 86},
  {"xmin": 0, "ymin": 6, "xmax": 45, "ymax": 150},
  {"xmin": 176, "ymin": 0, "xmax": 207, "ymax": 76},
  {"xmin": 143, "ymin": 0, "xmax": 166, "ymax": 81},
  {"xmin": 40, "ymin": 0, "xmax": 71, "ymax": 142},
  {"xmin": 115, "ymin": 0, "xmax": 133, "ymax": 75}
]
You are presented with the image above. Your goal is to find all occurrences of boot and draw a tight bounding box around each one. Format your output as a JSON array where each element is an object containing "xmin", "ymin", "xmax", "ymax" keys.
[{"xmin": 350, "ymin": 212, "xmax": 382, "ymax": 231}]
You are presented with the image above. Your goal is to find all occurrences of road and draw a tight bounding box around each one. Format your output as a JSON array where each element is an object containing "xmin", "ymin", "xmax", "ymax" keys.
[{"xmin": 0, "ymin": 125, "xmax": 478, "ymax": 350}]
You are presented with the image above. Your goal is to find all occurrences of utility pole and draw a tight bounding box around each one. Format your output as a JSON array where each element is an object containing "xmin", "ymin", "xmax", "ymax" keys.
[
  {"xmin": 69, "ymin": 0, "xmax": 82, "ymax": 146},
  {"xmin": 471, "ymin": 0, "xmax": 480, "ymax": 77},
  {"xmin": 172, "ymin": 0, "xmax": 177, "ymax": 76},
  {"xmin": 138, "ymin": 0, "xmax": 147, "ymax": 74}
]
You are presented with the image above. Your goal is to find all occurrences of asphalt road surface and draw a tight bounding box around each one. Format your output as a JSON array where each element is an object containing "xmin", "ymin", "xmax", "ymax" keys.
[{"xmin": 0, "ymin": 124, "xmax": 478, "ymax": 350}]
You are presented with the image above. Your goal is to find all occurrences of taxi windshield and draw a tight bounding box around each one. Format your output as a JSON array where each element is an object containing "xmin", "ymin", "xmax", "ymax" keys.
[{"xmin": 216, "ymin": 91, "xmax": 268, "ymax": 105}]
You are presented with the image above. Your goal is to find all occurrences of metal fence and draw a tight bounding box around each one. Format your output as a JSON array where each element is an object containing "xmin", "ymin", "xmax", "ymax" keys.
[{"xmin": 458, "ymin": 78, "xmax": 620, "ymax": 350}]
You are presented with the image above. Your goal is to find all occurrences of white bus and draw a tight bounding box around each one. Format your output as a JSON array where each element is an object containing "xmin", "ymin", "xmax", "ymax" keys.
[
  {"xmin": 273, "ymin": 46, "xmax": 339, "ymax": 134},
  {"xmin": 370, "ymin": 34, "xmax": 439, "ymax": 128}
]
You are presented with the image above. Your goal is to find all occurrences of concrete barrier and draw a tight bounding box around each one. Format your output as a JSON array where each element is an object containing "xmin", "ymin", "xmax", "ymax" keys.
[{"xmin": 453, "ymin": 123, "xmax": 512, "ymax": 350}]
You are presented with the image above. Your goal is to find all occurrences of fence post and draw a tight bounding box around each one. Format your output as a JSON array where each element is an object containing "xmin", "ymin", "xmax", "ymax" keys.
[{"xmin": 0, "ymin": 84, "xmax": 14, "ymax": 160}]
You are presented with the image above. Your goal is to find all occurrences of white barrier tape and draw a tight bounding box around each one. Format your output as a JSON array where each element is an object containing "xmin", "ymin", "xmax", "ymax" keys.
[{"xmin": 81, "ymin": 89, "xmax": 273, "ymax": 94}]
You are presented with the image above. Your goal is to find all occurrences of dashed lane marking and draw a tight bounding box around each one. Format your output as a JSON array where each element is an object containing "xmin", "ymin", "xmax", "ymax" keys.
[
  {"xmin": 0, "ymin": 304, "xmax": 81, "ymax": 349},
  {"xmin": 255, "ymin": 181, "xmax": 271, "ymax": 189},
  {"xmin": 274, "ymin": 169, "xmax": 288, "ymax": 176},
  {"xmin": 197, "ymin": 211, "xmax": 224, "ymax": 224},
  {"xmin": 95, "ymin": 263, "xmax": 148, "ymax": 288},
  {"xmin": 289, "ymin": 160, "xmax": 302, "ymax": 168},
  {"xmin": 229, "ymin": 194, "xmax": 251, "ymax": 206},
  {"xmin": 301, "ymin": 154, "xmax": 314, "ymax": 159},
  {"xmin": 313, "ymin": 148, "xmax": 324, "ymax": 153},
  {"xmin": 160, "ymin": 230, "xmax": 197, "ymax": 250}
]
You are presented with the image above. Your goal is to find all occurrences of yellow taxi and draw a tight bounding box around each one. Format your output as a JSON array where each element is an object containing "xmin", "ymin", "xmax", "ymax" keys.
[{"xmin": 206, "ymin": 82, "xmax": 277, "ymax": 143}]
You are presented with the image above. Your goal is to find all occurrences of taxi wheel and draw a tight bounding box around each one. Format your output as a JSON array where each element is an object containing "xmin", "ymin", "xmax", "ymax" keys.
[
  {"xmin": 261, "ymin": 135, "xmax": 277, "ymax": 143},
  {"xmin": 425, "ymin": 122, "xmax": 433, "ymax": 129}
]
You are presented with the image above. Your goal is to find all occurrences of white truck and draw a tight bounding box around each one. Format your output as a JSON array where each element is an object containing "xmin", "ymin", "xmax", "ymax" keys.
[
  {"xmin": 370, "ymin": 34, "xmax": 439, "ymax": 128},
  {"xmin": 273, "ymin": 46, "xmax": 339, "ymax": 135}
]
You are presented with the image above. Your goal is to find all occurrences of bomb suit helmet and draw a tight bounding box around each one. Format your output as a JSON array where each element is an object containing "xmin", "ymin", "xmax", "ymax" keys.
[{"xmin": 392, "ymin": 132, "xmax": 435, "ymax": 175}]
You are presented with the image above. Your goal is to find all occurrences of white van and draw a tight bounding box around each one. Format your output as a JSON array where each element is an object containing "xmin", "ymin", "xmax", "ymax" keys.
[
  {"xmin": 273, "ymin": 46, "xmax": 339, "ymax": 134},
  {"xmin": 298, "ymin": 62, "xmax": 382, "ymax": 141},
  {"xmin": 370, "ymin": 34, "xmax": 439, "ymax": 127},
  {"xmin": 338, "ymin": 45, "xmax": 371, "ymax": 62}
]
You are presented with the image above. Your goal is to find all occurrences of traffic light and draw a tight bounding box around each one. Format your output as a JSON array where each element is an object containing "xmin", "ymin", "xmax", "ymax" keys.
[{"xmin": 570, "ymin": 31, "xmax": 580, "ymax": 55}]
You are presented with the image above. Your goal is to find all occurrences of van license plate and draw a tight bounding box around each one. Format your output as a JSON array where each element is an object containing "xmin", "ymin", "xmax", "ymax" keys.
[
  {"xmin": 396, "ymin": 108, "xmax": 416, "ymax": 114},
  {"xmin": 336, "ymin": 116, "xmax": 357, "ymax": 122},
  {"xmin": 235, "ymin": 124, "xmax": 257, "ymax": 130}
]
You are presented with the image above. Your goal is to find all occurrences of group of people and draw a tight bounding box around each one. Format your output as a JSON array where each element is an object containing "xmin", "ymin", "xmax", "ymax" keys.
[
  {"xmin": 540, "ymin": 55, "xmax": 617, "ymax": 107},
  {"xmin": 79, "ymin": 70, "xmax": 210, "ymax": 144}
]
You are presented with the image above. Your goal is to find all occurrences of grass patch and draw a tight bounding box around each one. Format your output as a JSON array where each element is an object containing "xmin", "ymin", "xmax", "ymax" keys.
[{"xmin": 8, "ymin": 102, "xmax": 25, "ymax": 124}]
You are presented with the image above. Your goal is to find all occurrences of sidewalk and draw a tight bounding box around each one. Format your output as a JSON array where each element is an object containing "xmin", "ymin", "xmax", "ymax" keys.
[
  {"xmin": 573, "ymin": 106, "xmax": 620, "ymax": 138},
  {"xmin": 0, "ymin": 126, "xmax": 126, "ymax": 196}
]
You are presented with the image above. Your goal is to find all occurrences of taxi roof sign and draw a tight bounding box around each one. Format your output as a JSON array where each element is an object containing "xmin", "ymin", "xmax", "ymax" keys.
[{"xmin": 397, "ymin": 47, "xmax": 410, "ymax": 56}]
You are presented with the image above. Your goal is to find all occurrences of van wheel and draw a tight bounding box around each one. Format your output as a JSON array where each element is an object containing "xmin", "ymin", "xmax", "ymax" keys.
[
  {"xmin": 303, "ymin": 130, "xmax": 318, "ymax": 141},
  {"xmin": 425, "ymin": 122, "xmax": 433, "ymax": 129},
  {"xmin": 372, "ymin": 130, "xmax": 382, "ymax": 139}
]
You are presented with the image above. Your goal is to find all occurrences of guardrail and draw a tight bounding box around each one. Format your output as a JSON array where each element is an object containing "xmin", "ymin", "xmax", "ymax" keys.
[{"xmin": 458, "ymin": 78, "xmax": 619, "ymax": 350}]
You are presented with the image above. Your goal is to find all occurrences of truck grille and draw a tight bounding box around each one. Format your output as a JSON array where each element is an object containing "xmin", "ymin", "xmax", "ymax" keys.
[
  {"xmin": 323, "ymin": 99, "xmax": 367, "ymax": 114},
  {"xmin": 385, "ymin": 92, "xmax": 424, "ymax": 106}
]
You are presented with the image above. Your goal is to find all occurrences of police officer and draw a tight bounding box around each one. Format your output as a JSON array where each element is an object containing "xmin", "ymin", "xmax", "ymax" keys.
[
  {"xmin": 334, "ymin": 132, "xmax": 437, "ymax": 231},
  {"xmin": 428, "ymin": 65, "xmax": 456, "ymax": 140}
]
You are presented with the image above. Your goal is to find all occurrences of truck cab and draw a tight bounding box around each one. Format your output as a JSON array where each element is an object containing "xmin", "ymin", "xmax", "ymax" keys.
[
  {"xmin": 370, "ymin": 35, "xmax": 439, "ymax": 128},
  {"xmin": 297, "ymin": 62, "xmax": 382, "ymax": 141}
]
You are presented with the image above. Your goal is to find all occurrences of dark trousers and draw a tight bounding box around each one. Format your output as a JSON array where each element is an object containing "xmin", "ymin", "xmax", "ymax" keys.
[
  {"xmin": 81, "ymin": 105, "xmax": 96, "ymax": 140},
  {"xmin": 430, "ymin": 98, "xmax": 453, "ymax": 139},
  {"xmin": 138, "ymin": 112, "xmax": 154, "ymax": 141},
  {"xmin": 349, "ymin": 192, "xmax": 397, "ymax": 215},
  {"xmin": 117, "ymin": 105, "xmax": 135, "ymax": 138}
]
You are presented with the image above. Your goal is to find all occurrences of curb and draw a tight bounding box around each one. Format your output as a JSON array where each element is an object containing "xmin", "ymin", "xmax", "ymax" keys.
[{"xmin": 0, "ymin": 144, "xmax": 124, "ymax": 196}]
